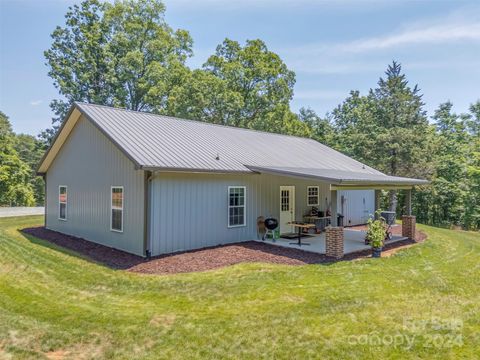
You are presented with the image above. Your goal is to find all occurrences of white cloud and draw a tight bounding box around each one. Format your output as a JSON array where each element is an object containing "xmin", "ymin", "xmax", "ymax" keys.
[
  {"xmin": 339, "ymin": 22, "xmax": 480, "ymax": 53},
  {"xmin": 30, "ymin": 100, "xmax": 42, "ymax": 106},
  {"xmin": 278, "ymin": 7, "xmax": 480, "ymax": 75}
]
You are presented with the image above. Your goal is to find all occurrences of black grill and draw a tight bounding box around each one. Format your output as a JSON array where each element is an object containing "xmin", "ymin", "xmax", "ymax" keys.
[{"xmin": 264, "ymin": 218, "xmax": 279, "ymax": 230}]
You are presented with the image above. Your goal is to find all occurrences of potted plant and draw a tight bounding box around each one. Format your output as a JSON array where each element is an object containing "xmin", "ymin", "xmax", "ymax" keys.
[{"xmin": 365, "ymin": 211, "xmax": 387, "ymax": 258}]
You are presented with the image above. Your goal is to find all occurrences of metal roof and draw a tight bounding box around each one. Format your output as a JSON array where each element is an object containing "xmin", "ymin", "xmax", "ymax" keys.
[
  {"xmin": 38, "ymin": 102, "xmax": 429, "ymax": 186},
  {"xmin": 246, "ymin": 166, "xmax": 428, "ymax": 186}
]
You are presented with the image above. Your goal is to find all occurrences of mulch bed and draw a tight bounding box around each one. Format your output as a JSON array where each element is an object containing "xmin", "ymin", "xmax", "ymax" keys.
[{"xmin": 21, "ymin": 225, "xmax": 427, "ymax": 275}]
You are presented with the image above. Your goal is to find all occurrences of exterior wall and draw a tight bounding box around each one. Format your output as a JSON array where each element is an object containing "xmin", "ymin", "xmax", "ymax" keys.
[
  {"xmin": 337, "ymin": 190, "xmax": 374, "ymax": 226},
  {"xmin": 149, "ymin": 172, "xmax": 333, "ymax": 255},
  {"xmin": 45, "ymin": 115, "xmax": 145, "ymax": 256}
]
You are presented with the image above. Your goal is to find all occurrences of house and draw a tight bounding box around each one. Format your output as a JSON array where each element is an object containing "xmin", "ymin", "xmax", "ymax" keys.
[{"xmin": 37, "ymin": 103, "xmax": 427, "ymax": 258}]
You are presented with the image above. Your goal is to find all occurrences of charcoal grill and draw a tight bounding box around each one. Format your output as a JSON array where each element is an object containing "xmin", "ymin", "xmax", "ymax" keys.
[{"xmin": 263, "ymin": 218, "xmax": 279, "ymax": 241}]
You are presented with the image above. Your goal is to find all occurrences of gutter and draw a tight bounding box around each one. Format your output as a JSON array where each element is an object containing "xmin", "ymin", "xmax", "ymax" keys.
[{"xmin": 143, "ymin": 170, "xmax": 154, "ymax": 258}]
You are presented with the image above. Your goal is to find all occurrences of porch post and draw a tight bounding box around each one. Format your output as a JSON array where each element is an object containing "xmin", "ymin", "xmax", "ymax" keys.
[
  {"xmin": 330, "ymin": 189, "xmax": 338, "ymax": 226},
  {"xmin": 405, "ymin": 188, "xmax": 412, "ymax": 216},
  {"xmin": 326, "ymin": 189, "xmax": 344, "ymax": 259},
  {"xmin": 374, "ymin": 189, "xmax": 381, "ymax": 219},
  {"xmin": 402, "ymin": 188, "xmax": 416, "ymax": 241}
]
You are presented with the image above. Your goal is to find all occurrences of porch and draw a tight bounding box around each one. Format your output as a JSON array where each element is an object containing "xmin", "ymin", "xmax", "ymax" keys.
[
  {"xmin": 248, "ymin": 165, "xmax": 428, "ymax": 259},
  {"xmin": 260, "ymin": 225, "xmax": 408, "ymax": 255}
]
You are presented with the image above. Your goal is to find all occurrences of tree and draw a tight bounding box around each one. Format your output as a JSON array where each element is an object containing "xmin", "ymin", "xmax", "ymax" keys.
[
  {"xmin": 43, "ymin": 0, "xmax": 193, "ymax": 143},
  {"xmin": 14, "ymin": 134, "xmax": 46, "ymax": 205},
  {"xmin": 169, "ymin": 38, "xmax": 307, "ymax": 135},
  {"xmin": 297, "ymin": 107, "xmax": 334, "ymax": 145},
  {"xmin": 0, "ymin": 112, "xmax": 35, "ymax": 206},
  {"xmin": 331, "ymin": 62, "xmax": 434, "ymax": 211}
]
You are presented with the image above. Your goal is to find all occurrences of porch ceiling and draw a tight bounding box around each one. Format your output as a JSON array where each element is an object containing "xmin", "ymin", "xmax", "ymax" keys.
[{"xmin": 245, "ymin": 165, "xmax": 428, "ymax": 189}]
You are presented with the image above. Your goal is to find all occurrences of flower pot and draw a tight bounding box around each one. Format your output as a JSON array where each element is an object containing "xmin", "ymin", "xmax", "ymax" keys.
[{"xmin": 372, "ymin": 247, "xmax": 382, "ymax": 258}]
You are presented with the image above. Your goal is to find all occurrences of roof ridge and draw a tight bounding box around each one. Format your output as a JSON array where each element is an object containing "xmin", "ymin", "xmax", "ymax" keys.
[{"xmin": 74, "ymin": 102, "xmax": 318, "ymax": 142}]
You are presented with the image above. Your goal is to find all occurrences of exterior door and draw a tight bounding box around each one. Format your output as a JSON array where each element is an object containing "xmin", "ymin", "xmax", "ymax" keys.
[{"xmin": 279, "ymin": 186, "xmax": 295, "ymax": 234}]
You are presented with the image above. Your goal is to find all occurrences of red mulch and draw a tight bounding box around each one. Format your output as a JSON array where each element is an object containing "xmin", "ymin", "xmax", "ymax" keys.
[{"xmin": 21, "ymin": 225, "xmax": 427, "ymax": 275}]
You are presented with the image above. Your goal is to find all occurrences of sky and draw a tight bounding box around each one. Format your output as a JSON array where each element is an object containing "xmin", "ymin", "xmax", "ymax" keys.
[{"xmin": 0, "ymin": 0, "xmax": 479, "ymax": 136}]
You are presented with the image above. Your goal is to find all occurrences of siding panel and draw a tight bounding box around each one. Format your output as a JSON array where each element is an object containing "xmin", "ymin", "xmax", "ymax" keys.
[
  {"xmin": 150, "ymin": 172, "xmax": 337, "ymax": 256},
  {"xmin": 46, "ymin": 115, "xmax": 145, "ymax": 256}
]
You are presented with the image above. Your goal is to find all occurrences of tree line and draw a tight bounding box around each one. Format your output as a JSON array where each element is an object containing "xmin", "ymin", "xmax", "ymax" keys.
[{"xmin": 1, "ymin": 0, "xmax": 479, "ymax": 230}]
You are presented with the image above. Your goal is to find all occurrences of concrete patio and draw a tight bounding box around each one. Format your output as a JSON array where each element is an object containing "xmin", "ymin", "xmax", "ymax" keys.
[{"xmin": 259, "ymin": 226, "xmax": 407, "ymax": 255}]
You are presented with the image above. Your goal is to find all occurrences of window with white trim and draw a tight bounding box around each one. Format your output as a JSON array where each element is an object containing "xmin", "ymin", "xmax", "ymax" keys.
[
  {"xmin": 59, "ymin": 186, "xmax": 67, "ymax": 220},
  {"xmin": 228, "ymin": 186, "xmax": 246, "ymax": 227},
  {"xmin": 111, "ymin": 187, "xmax": 124, "ymax": 232},
  {"xmin": 307, "ymin": 186, "xmax": 319, "ymax": 206}
]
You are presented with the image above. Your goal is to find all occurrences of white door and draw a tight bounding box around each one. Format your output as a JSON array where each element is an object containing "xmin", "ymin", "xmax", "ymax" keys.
[{"xmin": 279, "ymin": 186, "xmax": 295, "ymax": 234}]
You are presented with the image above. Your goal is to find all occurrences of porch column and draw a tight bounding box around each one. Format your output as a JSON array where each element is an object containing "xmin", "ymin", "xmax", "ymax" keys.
[
  {"xmin": 330, "ymin": 189, "xmax": 338, "ymax": 226},
  {"xmin": 326, "ymin": 189, "xmax": 344, "ymax": 259},
  {"xmin": 402, "ymin": 188, "xmax": 416, "ymax": 240},
  {"xmin": 374, "ymin": 189, "xmax": 381, "ymax": 219},
  {"xmin": 405, "ymin": 188, "xmax": 412, "ymax": 216}
]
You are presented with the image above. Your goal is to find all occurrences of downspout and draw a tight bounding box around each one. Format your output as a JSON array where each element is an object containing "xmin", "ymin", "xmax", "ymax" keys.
[
  {"xmin": 143, "ymin": 170, "xmax": 154, "ymax": 258},
  {"xmin": 43, "ymin": 174, "xmax": 47, "ymax": 228}
]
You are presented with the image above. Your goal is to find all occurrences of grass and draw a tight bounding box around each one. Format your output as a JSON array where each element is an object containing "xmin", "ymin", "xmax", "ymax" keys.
[{"xmin": 0, "ymin": 216, "xmax": 479, "ymax": 359}]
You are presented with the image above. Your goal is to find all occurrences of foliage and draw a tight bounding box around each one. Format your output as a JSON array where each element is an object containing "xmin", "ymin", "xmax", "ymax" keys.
[
  {"xmin": 43, "ymin": 0, "xmax": 192, "ymax": 143},
  {"xmin": 14, "ymin": 134, "xmax": 46, "ymax": 205},
  {"xmin": 413, "ymin": 101, "xmax": 480, "ymax": 229},
  {"xmin": 170, "ymin": 38, "xmax": 309, "ymax": 135},
  {"xmin": 1, "ymin": 216, "xmax": 480, "ymax": 358},
  {"xmin": 331, "ymin": 62, "xmax": 434, "ymax": 211},
  {"xmin": 365, "ymin": 211, "xmax": 386, "ymax": 249},
  {"xmin": 0, "ymin": 112, "xmax": 35, "ymax": 206}
]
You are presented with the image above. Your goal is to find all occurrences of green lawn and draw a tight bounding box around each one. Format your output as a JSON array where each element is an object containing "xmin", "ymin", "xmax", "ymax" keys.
[{"xmin": 1, "ymin": 216, "xmax": 479, "ymax": 359}]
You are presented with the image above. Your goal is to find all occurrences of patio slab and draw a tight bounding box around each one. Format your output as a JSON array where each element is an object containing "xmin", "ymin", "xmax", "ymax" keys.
[{"xmin": 259, "ymin": 228, "xmax": 407, "ymax": 255}]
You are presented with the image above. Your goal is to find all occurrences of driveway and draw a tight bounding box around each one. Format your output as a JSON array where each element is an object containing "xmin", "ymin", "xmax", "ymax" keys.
[{"xmin": 0, "ymin": 207, "xmax": 44, "ymax": 218}]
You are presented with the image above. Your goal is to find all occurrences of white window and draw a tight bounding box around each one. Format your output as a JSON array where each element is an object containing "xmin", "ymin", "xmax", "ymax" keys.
[
  {"xmin": 228, "ymin": 186, "xmax": 246, "ymax": 227},
  {"xmin": 58, "ymin": 186, "xmax": 67, "ymax": 220},
  {"xmin": 307, "ymin": 186, "xmax": 319, "ymax": 206},
  {"xmin": 111, "ymin": 186, "xmax": 124, "ymax": 232}
]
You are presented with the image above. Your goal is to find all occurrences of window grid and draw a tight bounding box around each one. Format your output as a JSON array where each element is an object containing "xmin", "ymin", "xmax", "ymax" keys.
[
  {"xmin": 307, "ymin": 186, "xmax": 319, "ymax": 206},
  {"xmin": 228, "ymin": 186, "xmax": 246, "ymax": 227},
  {"xmin": 281, "ymin": 190, "xmax": 290, "ymax": 211}
]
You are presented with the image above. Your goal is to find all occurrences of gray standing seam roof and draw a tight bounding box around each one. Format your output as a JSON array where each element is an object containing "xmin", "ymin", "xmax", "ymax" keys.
[{"xmin": 50, "ymin": 103, "xmax": 428, "ymax": 186}]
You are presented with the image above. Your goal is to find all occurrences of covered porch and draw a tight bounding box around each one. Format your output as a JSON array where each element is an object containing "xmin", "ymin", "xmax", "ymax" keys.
[
  {"xmin": 261, "ymin": 226, "xmax": 407, "ymax": 255},
  {"xmin": 248, "ymin": 165, "xmax": 428, "ymax": 258}
]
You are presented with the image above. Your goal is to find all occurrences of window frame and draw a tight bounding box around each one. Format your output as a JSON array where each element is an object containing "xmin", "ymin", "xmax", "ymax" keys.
[
  {"xmin": 227, "ymin": 186, "xmax": 247, "ymax": 228},
  {"xmin": 58, "ymin": 185, "xmax": 67, "ymax": 221},
  {"xmin": 306, "ymin": 186, "xmax": 320, "ymax": 206},
  {"xmin": 110, "ymin": 186, "xmax": 124, "ymax": 233}
]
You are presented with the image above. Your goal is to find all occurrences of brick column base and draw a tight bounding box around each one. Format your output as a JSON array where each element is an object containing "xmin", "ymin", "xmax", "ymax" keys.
[
  {"xmin": 326, "ymin": 226, "xmax": 344, "ymax": 259},
  {"xmin": 402, "ymin": 215, "xmax": 416, "ymax": 241}
]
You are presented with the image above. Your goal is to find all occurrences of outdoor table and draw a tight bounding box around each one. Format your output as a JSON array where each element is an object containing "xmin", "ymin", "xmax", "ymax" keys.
[{"xmin": 287, "ymin": 222, "xmax": 315, "ymax": 246}]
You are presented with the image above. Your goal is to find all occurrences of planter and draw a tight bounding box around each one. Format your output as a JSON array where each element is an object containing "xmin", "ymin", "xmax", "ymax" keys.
[{"xmin": 372, "ymin": 247, "xmax": 382, "ymax": 258}]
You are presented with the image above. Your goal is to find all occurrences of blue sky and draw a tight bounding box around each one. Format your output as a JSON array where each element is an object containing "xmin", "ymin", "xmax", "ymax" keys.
[{"xmin": 1, "ymin": 0, "xmax": 479, "ymax": 135}]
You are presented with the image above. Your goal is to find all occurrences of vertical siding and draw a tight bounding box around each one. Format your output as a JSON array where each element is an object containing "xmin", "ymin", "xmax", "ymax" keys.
[
  {"xmin": 46, "ymin": 116, "xmax": 145, "ymax": 256},
  {"xmin": 337, "ymin": 190, "xmax": 374, "ymax": 226},
  {"xmin": 149, "ymin": 172, "xmax": 331, "ymax": 255}
]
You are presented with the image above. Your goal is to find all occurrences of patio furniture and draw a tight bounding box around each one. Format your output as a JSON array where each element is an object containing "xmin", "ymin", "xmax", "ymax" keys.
[
  {"xmin": 287, "ymin": 222, "xmax": 315, "ymax": 246},
  {"xmin": 303, "ymin": 215, "xmax": 330, "ymax": 232}
]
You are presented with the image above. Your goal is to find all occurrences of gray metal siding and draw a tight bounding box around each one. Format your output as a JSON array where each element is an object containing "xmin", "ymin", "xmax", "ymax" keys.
[
  {"xmin": 337, "ymin": 190, "xmax": 375, "ymax": 226},
  {"xmin": 46, "ymin": 115, "xmax": 145, "ymax": 256},
  {"xmin": 149, "ymin": 172, "xmax": 332, "ymax": 255}
]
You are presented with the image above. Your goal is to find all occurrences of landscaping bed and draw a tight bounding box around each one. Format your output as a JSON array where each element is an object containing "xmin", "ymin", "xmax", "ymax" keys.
[{"xmin": 22, "ymin": 225, "xmax": 426, "ymax": 274}]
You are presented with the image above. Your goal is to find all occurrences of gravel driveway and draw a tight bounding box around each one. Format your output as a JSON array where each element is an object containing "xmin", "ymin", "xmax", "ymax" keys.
[{"xmin": 0, "ymin": 207, "xmax": 44, "ymax": 218}]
